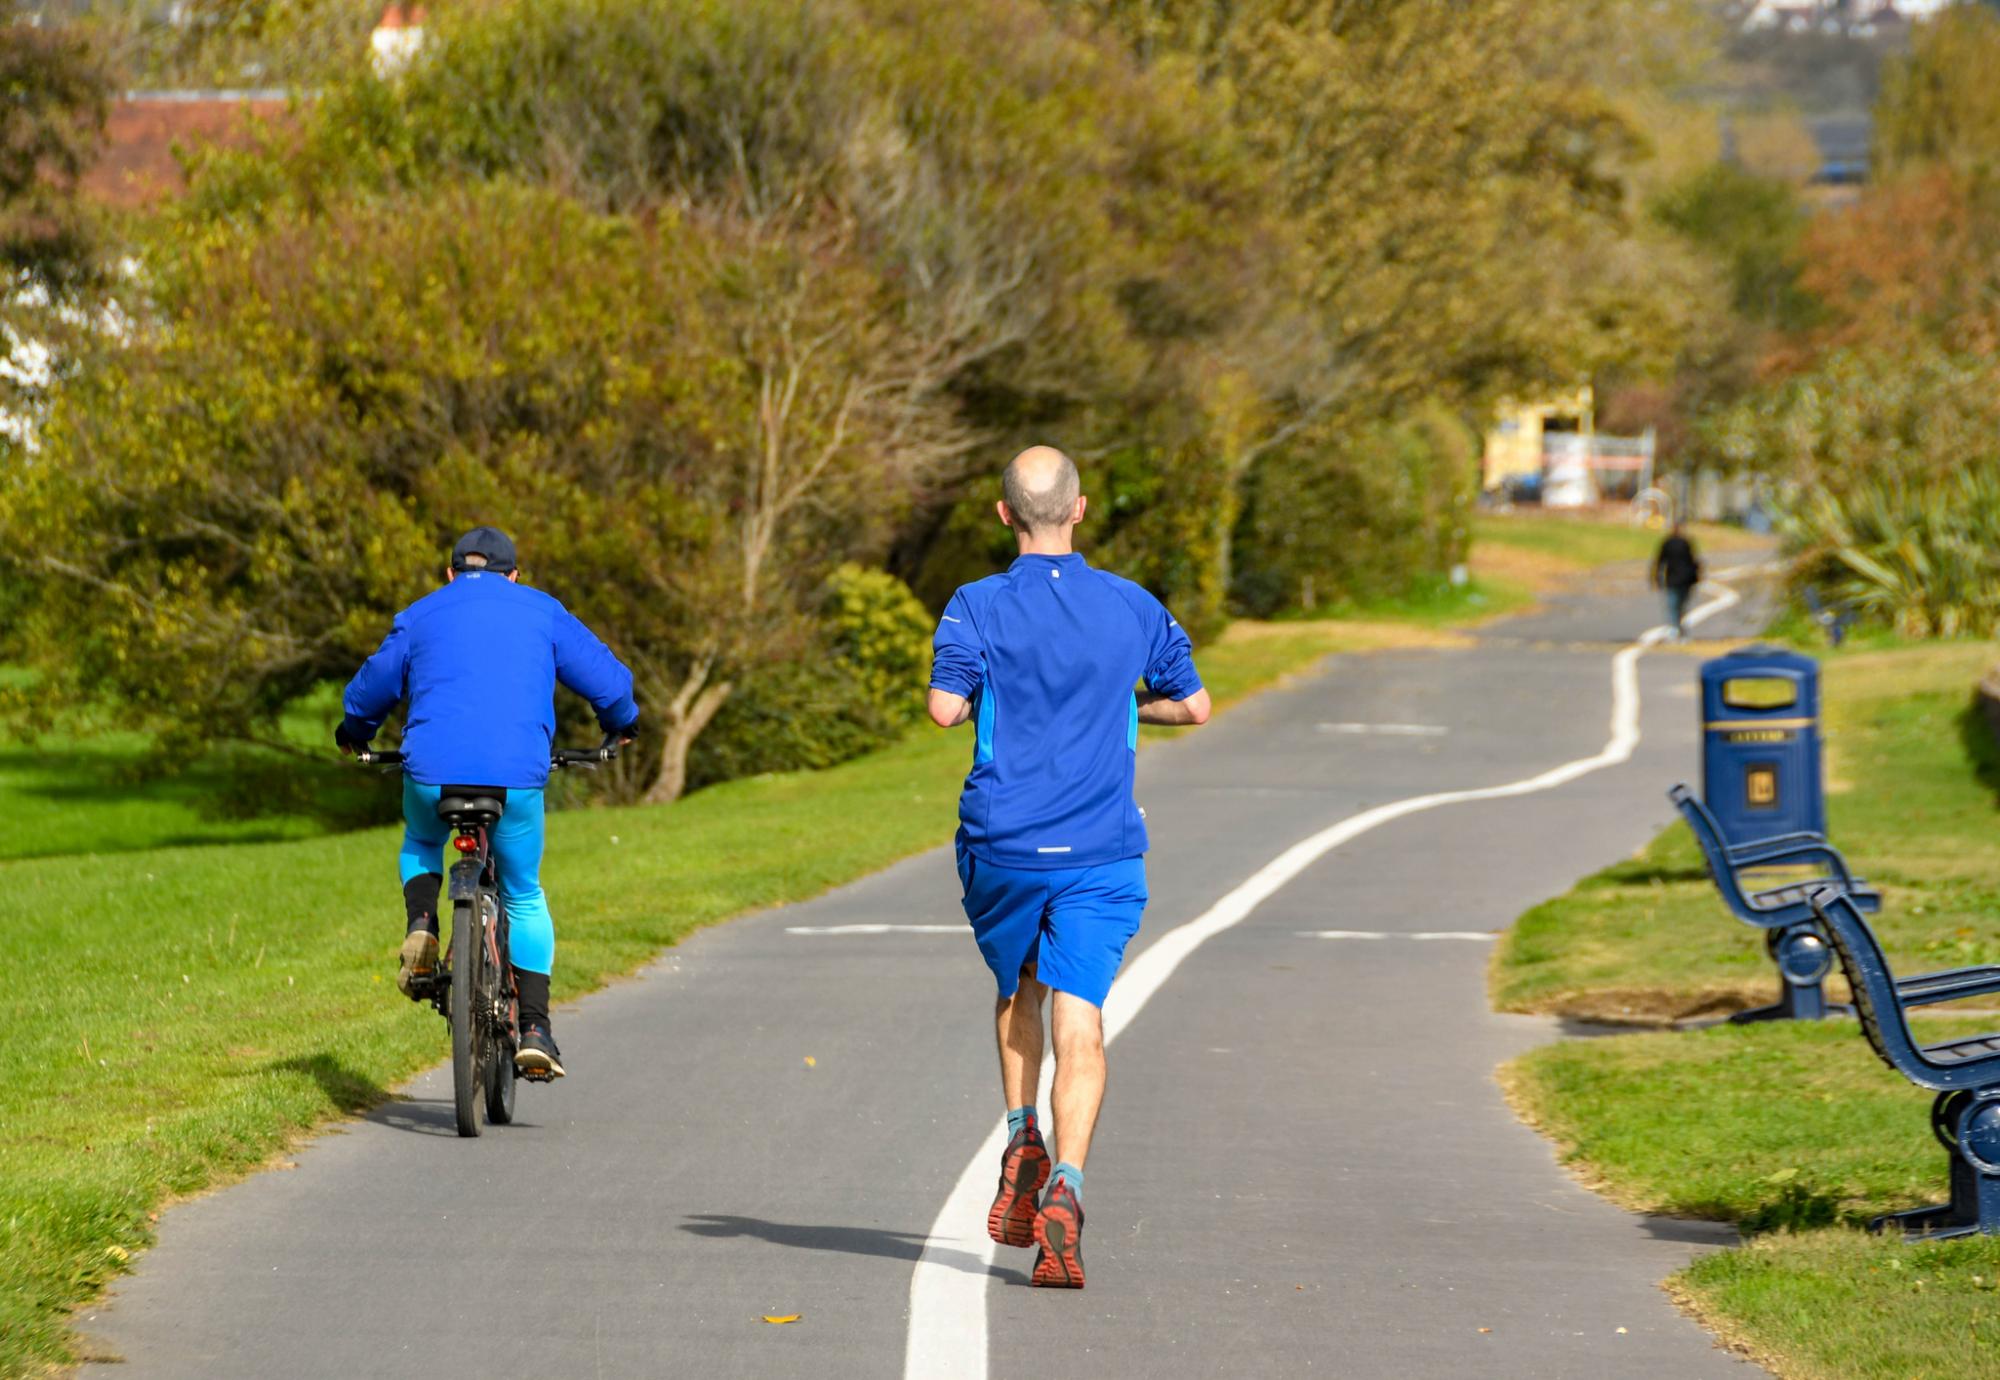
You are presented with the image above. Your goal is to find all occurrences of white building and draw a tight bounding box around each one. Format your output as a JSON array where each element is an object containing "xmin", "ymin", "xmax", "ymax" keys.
[
  {"xmin": 1744, "ymin": 0, "xmax": 1964, "ymax": 29},
  {"xmin": 370, "ymin": 5, "xmax": 427, "ymax": 78}
]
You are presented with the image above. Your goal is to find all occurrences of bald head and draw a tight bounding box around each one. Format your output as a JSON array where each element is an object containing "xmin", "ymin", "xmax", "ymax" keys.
[{"xmin": 1001, "ymin": 446, "xmax": 1081, "ymax": 536}]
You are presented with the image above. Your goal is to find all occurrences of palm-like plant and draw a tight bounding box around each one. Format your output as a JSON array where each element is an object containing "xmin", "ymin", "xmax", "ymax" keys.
[{"xmin": 1785, "ymin": 468, "xmax": 2000, "ymax": 638}]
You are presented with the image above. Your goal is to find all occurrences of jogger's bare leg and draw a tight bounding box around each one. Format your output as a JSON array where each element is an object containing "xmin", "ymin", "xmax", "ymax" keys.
[
  {"xmin": 1050, "ymin": 991, "xmax": 1106, "ymax": 1170},
  {"xmin": 995, "ymin": 966, "xmax": 1049, "ymax": 1111}
]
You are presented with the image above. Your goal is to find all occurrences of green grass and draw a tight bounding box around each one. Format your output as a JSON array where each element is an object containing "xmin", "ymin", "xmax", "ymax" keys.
[
  {"xmin": 1268, "ymin": 571, "xmax": 1539, "ymax": 628},
  {"xmin": 1510, "ymin": 1022, "xmax": 2000, "ymax": 1380},
  {"xmin": 0, "ymin": 613, "xmax": 1435, "ymax": 1378},
  {"xmin": 1497, "ymin": 639, "xmax": 2000, "ymax": 1379},
  {"xmin": 1471, "ymin": 511, "xmax": 1757, "ymax": 571},
  {"xmin": 1681, "ymin": 1233, "xmax": 2000, "ymax": 1380},
  {"xmin": 1509, "ymin": 1019, "xmax": 1994, "ymax": 1229},
  {"xmin": 0, "ymin": 685, "xmax": 389, "ymax": 863},
  {"xmin": 1491, "ymin": 642, "xmax": 2000, "ymax": 1021}
]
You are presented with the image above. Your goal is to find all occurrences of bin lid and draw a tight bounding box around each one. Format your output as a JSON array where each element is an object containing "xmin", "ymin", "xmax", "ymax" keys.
[{"xmin": 1700, "ymin": 644, "xmax": 1819, "ymax": 718}]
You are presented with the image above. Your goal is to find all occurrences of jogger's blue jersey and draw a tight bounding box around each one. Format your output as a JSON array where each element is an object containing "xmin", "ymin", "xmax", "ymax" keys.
[{"xmin": 930, "ymin": 553, "xmax": 1201, "ymax": 870}]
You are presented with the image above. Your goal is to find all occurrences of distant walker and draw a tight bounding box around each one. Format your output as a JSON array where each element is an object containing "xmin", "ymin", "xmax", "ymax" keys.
[{"xmin": 1651, "ymin": 522, "xmax": 1702, "ymax": 641}]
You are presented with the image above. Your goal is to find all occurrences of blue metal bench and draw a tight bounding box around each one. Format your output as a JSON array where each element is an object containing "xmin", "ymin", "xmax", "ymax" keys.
[
  {"xmin": 1810, "ymin": 886, "xmax": 2000, "ymax": 1239},
  {"xmin": 1669, "ymin": 783, "xmax": 1881, "ymax": 1022},
  {"xmin": 1802, "ymin": 587, "xmax": 1857, "ymax": 648}
]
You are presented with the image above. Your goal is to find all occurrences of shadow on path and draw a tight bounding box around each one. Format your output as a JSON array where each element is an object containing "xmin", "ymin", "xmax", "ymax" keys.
[{"xmin": 680, "ymin": 1214, "xmax": 1027, "ymax": 1284}]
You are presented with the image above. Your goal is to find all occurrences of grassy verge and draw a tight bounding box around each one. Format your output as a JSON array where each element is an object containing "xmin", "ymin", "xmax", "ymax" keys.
[
  {"xmin": 1471, "ymin": 511, "xmax": 1761, "ymax": 572},
  {"xmin": 1496, "ymin": 640, "xmax": 2000, "ymax": 1379},
  {"xmin": 0, "ymin": 685, "xmax": 389, "ymax": 863},
  {"xmin": 1509, "ymin": 1020, "xmax": 2000, "ymax": 1380},
  {"xmin": 1492, "ymin": 642, "xmax": 2000, "ymax": 1022},
  {"xmin": 0, "ymin": 611, "xmax": 1465, "ymax": 1378}
]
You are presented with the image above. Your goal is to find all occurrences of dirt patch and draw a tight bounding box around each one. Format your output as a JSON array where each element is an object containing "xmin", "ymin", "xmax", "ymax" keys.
[
  {"xmin": 1502, "ymin": 982, "xmax": 1785, "ymax": 1027},
  {"xmin": 1467, "ymin": 542, "xmax": 1578, "ymax": 596},
  {"xmin": 1215, "ymin": 619, "xmax": 1475, "ymax": 652}
]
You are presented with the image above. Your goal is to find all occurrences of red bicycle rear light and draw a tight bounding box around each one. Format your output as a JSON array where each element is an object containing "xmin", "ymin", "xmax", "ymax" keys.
[{"xmin": 453, "ymin": 835, "xmax": 478, "ymax": 854}]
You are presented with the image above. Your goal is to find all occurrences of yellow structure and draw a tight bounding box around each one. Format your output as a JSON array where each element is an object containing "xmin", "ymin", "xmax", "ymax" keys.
[{"xmin": 1482, "ymin": 386, "xmax": 1593, "ymax": 491}]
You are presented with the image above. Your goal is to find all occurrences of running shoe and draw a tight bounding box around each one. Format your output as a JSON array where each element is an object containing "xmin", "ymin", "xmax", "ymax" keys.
[
  {"xmin": 987, "ymin": 1121, "xmax": 1051, "ymax": 1247},
  {"xmin": 396, "ymin": 928, "xmax": 438, "ymax": 999},
  {"xmin": 1031, "ymin": 1177, "xmax": 1085, "ymax": 1288},
  {"xmin": 515, "ymin": 1024, "xmax": 566, "ymax": 1081}
]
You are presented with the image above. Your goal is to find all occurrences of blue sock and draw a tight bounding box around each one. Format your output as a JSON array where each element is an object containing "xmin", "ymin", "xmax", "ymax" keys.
[
  {"xmin": 1007, "ymin": 1106, "xmax": 1037, "ymax": 1138},
  {"xmin": 1052, "ymin": 1162, "xmax": 1083, "ymax": 1199}
]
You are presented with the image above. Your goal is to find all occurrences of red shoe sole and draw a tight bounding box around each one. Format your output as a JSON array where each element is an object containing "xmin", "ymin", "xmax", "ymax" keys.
[
  {"xmin": 1031, "ymin": 1196, "xmax": 1084, "ymax": 1288},
  {"xmin": 987, "ymin": 1139, "xmax": 1050, "ymax": 1247}
]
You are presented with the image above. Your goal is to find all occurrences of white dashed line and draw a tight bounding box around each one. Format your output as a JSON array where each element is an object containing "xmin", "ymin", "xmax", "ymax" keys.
[
  {"xmin": 1297, "ymin": 930, "xmax": 1497, "ymax": 941},
  {"xmin": 784, "ymin": 924, "xmax": 963, "ymax": 936},
  {"xmin": 1315, "ymin": 722, "xmax": 1451, "ymax": 737}
]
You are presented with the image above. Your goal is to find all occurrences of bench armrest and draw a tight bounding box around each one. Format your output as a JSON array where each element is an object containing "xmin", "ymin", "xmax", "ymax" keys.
[
  {"xmin": 1896, "ymin": 965, "xmax": 2000, "ymax": 1008},
  {"xmin": 1729, "ymin": 840, "xmax": 1855, "ymax": 880},
  {"xmin": 1726, "ymin": 830, "xmax": 1828, "ymax": 859}
]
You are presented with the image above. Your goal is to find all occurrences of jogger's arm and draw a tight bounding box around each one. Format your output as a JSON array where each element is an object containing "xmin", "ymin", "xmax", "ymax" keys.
[{"xmin": 928, "ymin": 689, "xmax": 973, "ymax": 728}]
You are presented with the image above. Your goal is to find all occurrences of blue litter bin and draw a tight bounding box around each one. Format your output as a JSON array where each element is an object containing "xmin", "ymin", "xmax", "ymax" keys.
[{"xmin": 1700, "ymin": 645, "xmax": 1825, "ymax": 841}]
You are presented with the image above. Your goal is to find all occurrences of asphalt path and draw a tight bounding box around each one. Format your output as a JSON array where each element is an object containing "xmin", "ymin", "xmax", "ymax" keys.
[{"xmin": 86, "ymin": 555, "xmax": 1773, "ymax": 1379}]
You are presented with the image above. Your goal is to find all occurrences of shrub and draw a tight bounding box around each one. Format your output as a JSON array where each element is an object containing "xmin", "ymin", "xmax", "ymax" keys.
[
  {"xmin": 1230, "ymin": 403, "xmax": 1476, "ymax": 618},
  {"xmin": 686, "ymin": 566, "xmax": 932, "ymax": 789}
]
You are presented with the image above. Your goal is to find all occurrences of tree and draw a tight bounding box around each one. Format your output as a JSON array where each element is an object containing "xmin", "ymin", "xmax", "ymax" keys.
[
  {"xmin": 0, "ymin": 184, "xmax": 965, "ymax": 801},
  {"xmin": 1876, "ymin": 3, "xmax": 2000, "ymax": 180},
  {"xmin": 0, "ymin": 17, "xmax": 109, "ymax": 293},
  {"xmin": 185, "ymin": 0, "xmax": 1277, "ymax": 631}
]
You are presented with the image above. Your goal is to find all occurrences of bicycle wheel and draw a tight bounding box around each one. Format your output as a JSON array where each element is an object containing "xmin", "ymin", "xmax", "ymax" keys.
[
  {"xmin": 485, "ymin": 1038, "xmax": 518, "ymax": 1124},
  {"xmin": 485, "ymin": 900, "xmax": 517, "ymax": 1125},
  {"xmin": 450, "ymin": 894, "xmax": 484, "ymax": 1138}
]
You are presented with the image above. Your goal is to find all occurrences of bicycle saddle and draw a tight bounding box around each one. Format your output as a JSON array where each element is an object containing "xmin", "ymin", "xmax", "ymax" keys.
[{"xmin": 436, "ymin": 786, "xmax": 507, "ymax": 827}]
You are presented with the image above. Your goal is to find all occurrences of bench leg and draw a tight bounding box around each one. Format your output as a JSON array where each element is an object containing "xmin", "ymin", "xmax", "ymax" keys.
[
  {"xmin": 1732, "ymin": 928, "xmax": 1849, "ymax": 1023},
  {"xmin": 1870, "ymin": 1155, "xmax": 2000, "ymax": 1241}
]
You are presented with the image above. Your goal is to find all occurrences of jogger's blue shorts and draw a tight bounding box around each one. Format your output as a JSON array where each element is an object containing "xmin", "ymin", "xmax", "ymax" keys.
[{"xmin": 956, "ymin": 841, "xmax": 1147, "ymax": 1008}]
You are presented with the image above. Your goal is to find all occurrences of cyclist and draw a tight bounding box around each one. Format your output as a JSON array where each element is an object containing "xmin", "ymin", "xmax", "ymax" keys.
[{"xmin": 336, "ymin": 527, "xmax": 638, "ymax": 1079}]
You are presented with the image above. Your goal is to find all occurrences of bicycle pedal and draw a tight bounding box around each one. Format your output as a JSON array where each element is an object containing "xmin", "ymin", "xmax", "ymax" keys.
[{"xmin": 518, "ymin": 1067, "xmax": 557, "ymax": 1084}]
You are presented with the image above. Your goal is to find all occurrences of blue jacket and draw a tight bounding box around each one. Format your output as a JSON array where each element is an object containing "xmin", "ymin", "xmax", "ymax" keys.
[
  {"xmin": 930, "ymin": 552, "xmax": 1202, "ymax": 869},
  {"xmin": 341, "ymin": 572, "xmax": 638, "ymax": 789}
]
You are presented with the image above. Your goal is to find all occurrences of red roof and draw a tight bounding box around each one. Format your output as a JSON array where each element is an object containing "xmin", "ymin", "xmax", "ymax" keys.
[{"xmin": 81, "ymin": 94, "xmax": 293, "ymax": 209}]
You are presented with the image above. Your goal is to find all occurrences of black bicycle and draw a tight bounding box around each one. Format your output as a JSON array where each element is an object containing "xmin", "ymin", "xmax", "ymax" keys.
[{"xmin": 353, "ymin": 739, "xmax": 622, "ymax": 1137}]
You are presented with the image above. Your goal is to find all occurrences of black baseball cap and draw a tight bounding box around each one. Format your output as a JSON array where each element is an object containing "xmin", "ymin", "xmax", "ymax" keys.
[{"xmin": 450, "ymin": 526, "xmax": 517, "ymax": 573}]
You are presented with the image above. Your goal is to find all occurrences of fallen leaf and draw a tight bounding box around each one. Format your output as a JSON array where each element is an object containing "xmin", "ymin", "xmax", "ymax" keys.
[
  {"xmin": 1616, "ymin": 1327, "xmax": 1627, "ymax": 1334},
  {"xmin": 803, "ymin": 1056, "xmax": 816, "ymax": 1068},
  {"xmin": 1478, "ymin": 1328, "xmax": 1492, "ymax": 1335},
  {"xmin": 762, "ymin": 1314, "xmax": 801, "ymax": 1325}
]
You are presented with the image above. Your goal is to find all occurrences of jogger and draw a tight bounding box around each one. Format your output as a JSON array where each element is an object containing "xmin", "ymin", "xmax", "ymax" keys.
[{"xmin": 927, "ymin": 446, "xmax": 1211, "ymax": 1287}]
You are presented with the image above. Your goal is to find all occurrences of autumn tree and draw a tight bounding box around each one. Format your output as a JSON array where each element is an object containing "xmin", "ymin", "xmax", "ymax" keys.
[{"xmin": 0, "ymin": 17, "xmax": 109, "ymax": 293}]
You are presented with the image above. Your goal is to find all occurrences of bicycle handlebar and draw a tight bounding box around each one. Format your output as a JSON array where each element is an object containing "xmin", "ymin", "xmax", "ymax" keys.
[
  {"xmin": 552, "ymin": 738, "xmax": 624, "ymax": 769},
  {"xmin": 350, "ymin": 737, "xmax": 625, "ymax": 770}
]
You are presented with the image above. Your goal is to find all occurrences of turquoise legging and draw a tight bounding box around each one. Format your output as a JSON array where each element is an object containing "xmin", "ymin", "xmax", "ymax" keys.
[{"xmin": 398, "ymin": 780, "xmax": 555, "ymax": 976}]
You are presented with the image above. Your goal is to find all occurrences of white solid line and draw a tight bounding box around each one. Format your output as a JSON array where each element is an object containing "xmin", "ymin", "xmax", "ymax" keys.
[
  {"xmin": 903, "ymin": 581, "xmax": 1743, "ymax": 1380},
  {"xmin": 783, "ymin": 924, "xmax": 964, "ymax": 935},
  {"xmin": 1297, "ymin": 930, "xmax": 1497, "ymax": 941}
]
